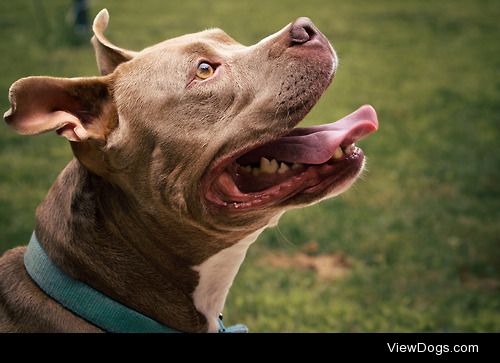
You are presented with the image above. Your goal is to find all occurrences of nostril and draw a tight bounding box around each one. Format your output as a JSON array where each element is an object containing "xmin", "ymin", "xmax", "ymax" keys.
[
  {"xmin": 303, "ymin": 24, "xmax": 316, "ymax": 38},
  {"xmin": 290, "ymin": 17, "xmax": 317, "ymax": 45}
]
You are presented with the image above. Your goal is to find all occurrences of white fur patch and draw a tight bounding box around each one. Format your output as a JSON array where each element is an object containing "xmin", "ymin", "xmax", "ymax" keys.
[{"xmin": 191, "ymin": 228, "xmax": 265, "ymax": 332}]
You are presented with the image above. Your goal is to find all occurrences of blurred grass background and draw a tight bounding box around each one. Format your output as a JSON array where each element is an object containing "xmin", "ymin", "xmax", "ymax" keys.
[{"xmin": 0, "ymin": 0, "xmax": 499, "ymax": 331}]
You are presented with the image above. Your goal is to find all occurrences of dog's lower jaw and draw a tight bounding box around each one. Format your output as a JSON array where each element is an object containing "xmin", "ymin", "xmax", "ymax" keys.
[
  {"xmin": 301, "ymin": 156, "xmax": 367, "ymax": 207},
  {"xmin": 191, "ymin": 163, "xmax": 369, "ymax": 332},
  {"xmin": 190, "ymin": 161, "xmax": 368, "ymax": 331},
  {"xmin": 192, "ymin": 227, "xmax": 265, "ymax": 332}
]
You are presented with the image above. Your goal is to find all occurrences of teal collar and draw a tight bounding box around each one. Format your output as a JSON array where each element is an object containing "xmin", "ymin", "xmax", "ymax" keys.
[{"xmin": 24, "ymin": 233, "xmax": 248, "ymax": 333}]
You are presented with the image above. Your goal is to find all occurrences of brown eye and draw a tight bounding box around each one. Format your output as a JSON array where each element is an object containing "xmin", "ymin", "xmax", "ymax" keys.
[{"xmin": 196, "ymin": 62, "xmax": 214, "ymax": 79}]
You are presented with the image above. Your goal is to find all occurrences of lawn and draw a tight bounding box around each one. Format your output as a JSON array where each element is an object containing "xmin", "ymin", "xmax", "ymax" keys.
[{"xmin": 0, "ymin": 0, "xmax": 499, "ymax": 331}]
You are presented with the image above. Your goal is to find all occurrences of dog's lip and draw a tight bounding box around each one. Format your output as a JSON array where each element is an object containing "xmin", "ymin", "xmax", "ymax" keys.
[{"xmin": 202, "ymin": 105, "xmax": 378, "ymax": 210}]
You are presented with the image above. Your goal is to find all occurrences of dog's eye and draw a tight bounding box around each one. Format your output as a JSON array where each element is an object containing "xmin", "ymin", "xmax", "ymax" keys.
[{"xmin": 196, "ymin": 62, "xmax": 214, "ymax": 80}]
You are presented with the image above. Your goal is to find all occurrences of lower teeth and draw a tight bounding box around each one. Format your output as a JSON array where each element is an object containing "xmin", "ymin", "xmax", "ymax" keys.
[
  {"xmin": 332, "ymin": 147, "xmax": 343, "ymax": 160},
  {"xmin": 344, "ymin": 144, "xmax": 356, "ymax": 154},
  {"xmin": 238, "ymin": 143, "xmax": 357, "ymax": 175}
]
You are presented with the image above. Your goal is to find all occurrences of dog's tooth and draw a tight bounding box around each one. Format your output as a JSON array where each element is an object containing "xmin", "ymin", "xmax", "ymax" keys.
[
  {"xmin": 331, "ymin": 146, "xmax": 343, "ymax": 160},
  {"xmin": 260, "ymin": 157, "xmax": 279, "ymax": 173},
  {"xmin": 291, "ymin": 163, "xmax": 303, "ymax": 170},
  {"xmin": 278, "ymin": 162, "xmax": 290, "ymax": 174},
  {"xmin": 344, "ymin": 144, "xmax": 355, "ymax": 154},
  {"xmin": 260, "ymin": 157, "xmax": 271, "ymax": 170},
  {"xmin": 252, "ymin": 167, "xmax": 261, "ymax": 176},
  {"xmin": 268, "ymin": 159, "xmax": 279, "ymax": 173},
  {"xmin": 240, "ymin": 165, "xmax": 252, "ymax": 173}
]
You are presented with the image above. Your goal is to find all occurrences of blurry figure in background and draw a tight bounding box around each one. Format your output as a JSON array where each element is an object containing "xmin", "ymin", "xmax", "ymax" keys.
[{"xmin": 69, "ymin": 0, "xmax": 90, "ymax": 36}]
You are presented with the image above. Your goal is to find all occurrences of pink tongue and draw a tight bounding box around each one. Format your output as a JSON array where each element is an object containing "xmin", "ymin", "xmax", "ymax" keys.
[{"xmin": 238, "ymin": 105, "xmax": 379, "ymax": 165}]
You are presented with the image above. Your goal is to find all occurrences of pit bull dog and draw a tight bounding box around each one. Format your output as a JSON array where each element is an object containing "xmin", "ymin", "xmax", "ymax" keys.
[{"xmin": 0, "ymin": 9, "xmax": 378, "ymax": 332}]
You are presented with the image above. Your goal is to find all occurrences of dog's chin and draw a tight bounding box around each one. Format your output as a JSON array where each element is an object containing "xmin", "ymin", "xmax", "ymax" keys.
[{"xmin": 202, "ymin": 105, "xmax": 378, "ymax": 212}]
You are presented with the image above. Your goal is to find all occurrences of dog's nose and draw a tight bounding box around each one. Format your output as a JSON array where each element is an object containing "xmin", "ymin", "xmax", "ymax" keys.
[{"xmin": 290, "ymin": 17, "xmax": 318, "ymax": 44}]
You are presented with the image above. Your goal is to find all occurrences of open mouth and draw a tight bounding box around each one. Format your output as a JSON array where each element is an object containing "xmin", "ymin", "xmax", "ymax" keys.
[{"xmin": 204, "ymin": 105, "xmax": 378, "ymax": 211}]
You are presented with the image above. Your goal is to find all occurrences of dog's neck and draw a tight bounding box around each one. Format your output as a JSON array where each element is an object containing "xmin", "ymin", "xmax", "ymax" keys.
[{"xmin": 34, "ymin": 159, "xmax": 259, "ymax": 332}]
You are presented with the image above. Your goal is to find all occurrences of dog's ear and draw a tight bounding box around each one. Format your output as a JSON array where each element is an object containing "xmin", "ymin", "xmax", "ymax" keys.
[
  {"xmin": 91, "ymin": 9, "xmax": 138, "ymax": 75},
  {"xmin": 3, "ymin": 76, "xmax": 116, "ymax": 142}
]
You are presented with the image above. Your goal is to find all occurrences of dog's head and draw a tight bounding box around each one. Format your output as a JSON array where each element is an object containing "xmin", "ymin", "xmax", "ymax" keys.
[{"xmin": 4, "ymin": 9, "xmax": 377, "ymax": 238}]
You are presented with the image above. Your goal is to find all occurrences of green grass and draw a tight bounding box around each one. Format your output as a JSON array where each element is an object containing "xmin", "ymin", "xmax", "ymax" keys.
[{"xmin": 1, "ymin": 0, "xmax": 499, "ymax": 331}]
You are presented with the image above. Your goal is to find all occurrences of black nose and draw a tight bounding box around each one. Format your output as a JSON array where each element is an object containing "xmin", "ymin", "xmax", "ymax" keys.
[{"xmin": 290, "ymin": 17, "xmax": 317, "ymax": 44}]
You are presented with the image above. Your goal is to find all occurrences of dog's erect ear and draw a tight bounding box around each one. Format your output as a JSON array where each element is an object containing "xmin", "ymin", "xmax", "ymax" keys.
[
  {"xmin": 3, "ymin": 76, "xmax": 116, "ymax": 142},
  {"xmin": 91, "ymin": 9, "xmax": 138, "ymax": 75}
]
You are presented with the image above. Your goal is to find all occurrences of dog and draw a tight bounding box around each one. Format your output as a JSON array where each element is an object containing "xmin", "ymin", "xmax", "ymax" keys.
[{"xmin": 0, "ymin": 9, "xmax": 378, "ymax": 332}]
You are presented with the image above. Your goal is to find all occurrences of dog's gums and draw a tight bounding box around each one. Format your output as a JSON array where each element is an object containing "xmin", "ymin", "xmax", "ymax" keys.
[{"xmin": 204, "ymin": 105, "xmax": 378, "ymax": 210}]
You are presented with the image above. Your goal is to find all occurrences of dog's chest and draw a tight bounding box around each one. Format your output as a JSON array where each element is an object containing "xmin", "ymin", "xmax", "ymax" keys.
[{"xmin": 191, "ymin": 228, "xmax": 264, "ymax": 332}]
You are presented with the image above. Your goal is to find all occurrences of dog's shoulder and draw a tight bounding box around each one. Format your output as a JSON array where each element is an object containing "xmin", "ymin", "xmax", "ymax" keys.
[{"xmin": 0, "ymin": 246, "xmax": 101, "ymax": 332}]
